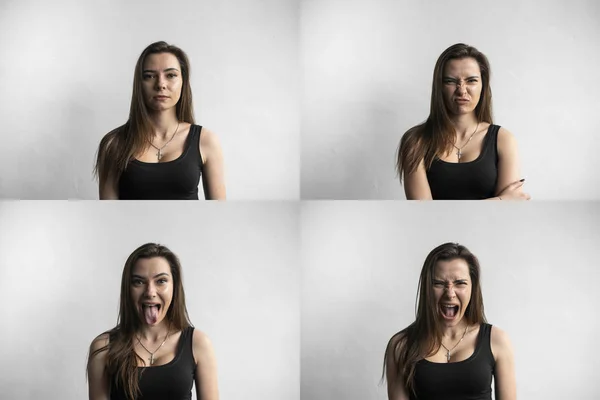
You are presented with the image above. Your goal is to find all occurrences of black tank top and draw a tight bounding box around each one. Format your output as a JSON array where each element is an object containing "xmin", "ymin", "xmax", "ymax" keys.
[
  {"xmin": 118, "ymin": 125, "xmax": 203, "ymax": 200},
  {"xmin": 426, "ymin": 125, "xmax": 499, "ymax": 200},
  {"xmin": 411, "ymin": 323, "xmax": 495, "ymax": 400},
  {"xmin": 110, "ymin": 326, "xmax": 196, "ymax": 400}
]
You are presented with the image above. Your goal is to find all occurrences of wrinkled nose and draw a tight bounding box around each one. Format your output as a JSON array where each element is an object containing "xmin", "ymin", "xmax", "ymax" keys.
[
  {"xmin": 455, "ymin": 83, "xmax": 467, "ymax": 95},
  {"xmin": 444, "ymin": 285, "xmax": 456, "ymax": 298}
]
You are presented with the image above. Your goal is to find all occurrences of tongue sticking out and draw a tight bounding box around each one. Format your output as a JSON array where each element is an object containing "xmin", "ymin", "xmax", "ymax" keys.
[{"xmin": 144, "ymin": 305, "xmax": 159, "ymax": 325}]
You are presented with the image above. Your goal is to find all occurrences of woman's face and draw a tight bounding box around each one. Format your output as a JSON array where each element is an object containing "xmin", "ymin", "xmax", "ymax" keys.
[
  {"xmin": 442, "ymin": 57, "xmax": 483, "ymax": 116},
  {"xmin": 130, "ymin": 257, "xmax": 174, "ymax": 327},
  {"xmin": 141, "ymin": 52, "xmax": 183, "ymax": 113},
  {"xmin": 432, "ymin": 258, "xmax": 472, "ymax": 327}
]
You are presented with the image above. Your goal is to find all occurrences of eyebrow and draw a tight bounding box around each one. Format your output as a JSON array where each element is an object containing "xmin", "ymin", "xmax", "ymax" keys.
[
  {"xmin": 142, "ymin": 68, "xmax": 179, "ymax": 73},
  {"xmin": 132, "ymin": 273, "xmax": 170, "ymax": 280},
  {"xmin": 443, "ymin": 76, "xmax": 480, "ymax": 80},
  {"xmin": 433, "ymin": 278, "xmax": 469, "ymax": 283}
]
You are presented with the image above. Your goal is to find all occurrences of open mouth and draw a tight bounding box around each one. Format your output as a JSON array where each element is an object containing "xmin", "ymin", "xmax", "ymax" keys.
[{"xmin": 440, "ymin": 304, "xmax": 459, "ymax": 319}]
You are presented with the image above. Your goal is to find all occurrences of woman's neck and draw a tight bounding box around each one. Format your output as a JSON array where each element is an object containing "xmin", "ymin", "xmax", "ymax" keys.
[
  {"xmin": 441, "ymin": 320, "xmax": 470, "ymax": 341},
  {"xmin": 147, "ymin": 110, "xmax": 180, "ymax": 140},
  {"xmin": 450, "ymin": 113, "xmax": 479, "ymax": 141},
  {"xmin": 137, "ymin": 321, "xmax": 171, "ymax": 343}
]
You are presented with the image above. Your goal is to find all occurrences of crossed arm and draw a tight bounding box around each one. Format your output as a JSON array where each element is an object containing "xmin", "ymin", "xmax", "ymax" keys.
[{"xmin": 403, "ymin": 127, "xmax": 529, "ymax": 200}]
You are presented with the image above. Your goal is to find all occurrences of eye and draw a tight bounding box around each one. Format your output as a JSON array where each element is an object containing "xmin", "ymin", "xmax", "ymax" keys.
[
  {"xmin": 143, "ymin": 74, "xmax": 153, "ymax": 80},
  {"xmin": 158, "ymin": 278, "xmax": 168, "ymax": 284},
  {"xmin": 132, "ymin": 279, "xmax": 143, "ymax": 285},
  {"xmin": 433, "ymin": 282, "xmax": 444, "ymax": 287},
  {"xmin": 167, "ymin": 73, "xmax": 177, "ymax": 78}
]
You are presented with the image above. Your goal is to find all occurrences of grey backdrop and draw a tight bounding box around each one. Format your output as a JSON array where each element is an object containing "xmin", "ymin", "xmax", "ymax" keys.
[
  {"xmin": 300, "ymin": 0, "xmax": 600, "ymax": 199},
  {"xmin": 0, "ymin": 202, "xmax": 300, "ymax": 400},
  {"xmin": 0, "ymin": 0, "xmax": 299, "ymax": 200},
  {"xmin": 301, "ymin": 201, "xmax": 600, "ymax": 400}
]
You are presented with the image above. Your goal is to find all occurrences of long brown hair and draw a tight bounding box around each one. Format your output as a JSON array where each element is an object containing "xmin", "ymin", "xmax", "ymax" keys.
[
  {"xmin": 383, "ymin": 242, "xmax": 487, "ymax": 396},
  {"xmin": 94, "ymin": 41, "xmax": 196, "ymax": 185},
  {"xmin": 396, "ymin": 43, "xmax": 493, "ymax": 181},
  {"xmin": 89, "ymin": 243, "xmax": 193, "ymax": 400}
]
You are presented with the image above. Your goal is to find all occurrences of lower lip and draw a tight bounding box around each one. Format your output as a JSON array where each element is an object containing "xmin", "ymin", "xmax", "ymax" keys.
[
  {"xmin": 155, "ymin": 97, "xmax": 169, "ymax": 101},
  {"xmin": 456, "ymin": 100, "xmax": 469, "ymax": 104}
]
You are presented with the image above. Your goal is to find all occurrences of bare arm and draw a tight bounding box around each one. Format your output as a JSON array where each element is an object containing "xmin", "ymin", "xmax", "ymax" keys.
[
  {"xmin": 385, "ymin": 335, "xmax": 410, "ymax": 400},
  {"xmin": 200, "ymin": 128, "xmax": 226, "ymax": 200},
  {"xmin": 97, "ymin": 134, "xmax": 119, "ymax": 200},
  {"xmin": 403, "ymin": 159, "xmax": 433, "ymax": 200},
  {"xmin": 193, "ymin": 329, "xmax": 219, "ymax": 400},
  {"xmin": 87, "ymin": 334, "xmax": 110, "ymax": 400},
  {"xmin": 491, "ymin": 326, "xmax": 517, "ymax": 400},
  {"xmin": 491, "ymin": 127, "xmax": 530, "ymax": 200},
  {"xmin": 99, "ymin": 174, "xmax": 119, "ymax": 199}
]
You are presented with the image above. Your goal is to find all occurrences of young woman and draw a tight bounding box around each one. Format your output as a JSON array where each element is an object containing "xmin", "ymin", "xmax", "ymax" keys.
[
  {"xmin": 383, "ymin": 243, "xmax": 516, "ymax": 400},
  {"xmin": 95, "ymin": 42, "xmax": 226, "ymax": 200},
  {"xmin": 87, "ymin": 243, "xmax": 219, "ymax": 400},
  {"xmin": 396, "ymin": 43, "xmax": 530, "ymax": 200}
]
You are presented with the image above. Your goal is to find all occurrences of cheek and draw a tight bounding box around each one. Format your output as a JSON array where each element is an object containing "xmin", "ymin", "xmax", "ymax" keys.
[{"xmin": 142, "ymin": 83, "xmax": 153, "ymax": 96}]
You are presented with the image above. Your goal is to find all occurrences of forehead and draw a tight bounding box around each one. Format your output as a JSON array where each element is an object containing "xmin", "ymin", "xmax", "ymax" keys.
[
  {"xmin": 132, "ymin": 257, "xmax": 172, "ymax": 276},
  {"xmin": 143, "ymin": 52, "xmax": 181, "ymax": 70},
  {"xmin": 444, "ymin": 57, "xmax": 480, "ymax": 77},
  {"xmin": 434, "ymin": 258, "xmax": 470, "ymax": 280}
]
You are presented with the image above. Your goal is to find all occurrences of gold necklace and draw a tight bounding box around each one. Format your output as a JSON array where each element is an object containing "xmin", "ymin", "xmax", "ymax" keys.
[
  {"xmin": 148, "ymin": 122, "xmax": 180, "ymax": 161},
  {"xmin": 452, "ymin": 123, "xmax": 479, "ymax": 162},
  {"xmin": 136, "ymin": 327, "xmax": 171, "ymax": 366},
  {"xmin": 440, "ymin": 324, "xmax": 469, "ymax": 362}
]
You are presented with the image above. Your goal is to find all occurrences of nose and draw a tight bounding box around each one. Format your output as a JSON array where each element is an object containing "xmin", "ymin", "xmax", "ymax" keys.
[
  {"xmin": 455, "ymin": 82, "xmax": 467, "ymax": 95},
  {"xmin": 155, "ymin": 76, "xmax": 167, "ymax": 91},
  {"xmin": 444, "ymin": 284, "xmax": 456, "ymax": 298},
  {"xmin": 144, "ymin": 282, "xmax": 157, "ymax": 297}
]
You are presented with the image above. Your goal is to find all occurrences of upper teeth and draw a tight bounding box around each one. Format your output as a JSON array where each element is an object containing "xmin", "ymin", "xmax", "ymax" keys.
[{"xmin": 443, "ymin": 305, "xmax": 457, "ymax": 308}]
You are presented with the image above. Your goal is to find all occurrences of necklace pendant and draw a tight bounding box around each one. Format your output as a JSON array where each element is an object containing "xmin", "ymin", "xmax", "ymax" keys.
[
  {"xmin": 150, "ymin": 354, "xmax": 154, "ymax": 365},
  {"xmin": 457, "ymin": 149, "xmax": 462, "ymax": 161},
  {"xmin": 446, "ymin": 351, "xmax": 451, "ymax": 362},
  {"xmin": 157, "ymin": 149, "xmax": 162, "ymax": 161}
]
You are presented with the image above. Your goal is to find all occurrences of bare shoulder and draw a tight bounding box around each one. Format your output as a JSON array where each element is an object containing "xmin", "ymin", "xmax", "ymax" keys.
[
  {"xmin": 192, "ymin": 328, "xmax": 215, "ymax": 365},
  {"xmin": 199, "ymin": 127, "xmax": 220, "ymax": 147},
  {"xmin": 98, "ymin": 128, "xmax": 120, "ymax": 154},
  {"xmin": 199, "ymin": 127, "xmax": 223, "ymax": 165},
  {"xmin": 386, "ymin": 330, "xmax": 408, "ymax": 359},
  {"xmin": 193, "ymin": 328, "xmax": 213, "ymax": 348},
  {"xmin": 497, "ymin": 126, "xmax": 518, "ymax": 148},
  {"xmin": 400, "ymin": 125, "xmax": 421, "ymax": 146},
  {"xmin": 90, "ymin": 332, "xmax": 110, "ymax": 354},
  {"xmin": 490, "ymin": 325, "xmax": 513, "ymax": 359}
]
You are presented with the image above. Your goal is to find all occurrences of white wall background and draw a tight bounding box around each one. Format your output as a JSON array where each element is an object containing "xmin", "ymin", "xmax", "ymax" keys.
[
  {"xmin": 300, "ymin": 0, "xmax": 600, "ymax": 199},
  {"xmin": 301, "ymin": 202, "xmax": 600, "ymax": 400},
  {"xmin": 0, "ymin": 0, "xmax": 299, "ymax": 200},
  {"xmin": 0, "ymin": 202, "xmax": 300, "ymax": 400}
]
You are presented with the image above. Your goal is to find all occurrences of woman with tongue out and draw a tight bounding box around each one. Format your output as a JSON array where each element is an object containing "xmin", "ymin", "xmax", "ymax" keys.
[
  {"xmin": 87, "ymin": 243, "xmax": 219, "ymax": 400},
  {"xmin": 383, "ymin": 243, "xmax": 516, "ymax": 400}
]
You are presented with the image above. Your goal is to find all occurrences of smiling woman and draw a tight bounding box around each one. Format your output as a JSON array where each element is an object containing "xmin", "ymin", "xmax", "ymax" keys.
[
  {"xmin": 383, "ymin": 243, "xmax": 516, "ymax": 400},
  {"xmin": 86, "ymin": 243, "xmax": 219, "ymax": 400},
  {"xmin": 396, "ymin": 44, "xmax": 530, "ymax": 201},
  {"xmin": 94, "ymin": 41, "xmax": 226, "ymax": 200}
]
